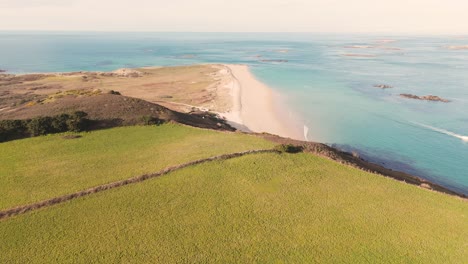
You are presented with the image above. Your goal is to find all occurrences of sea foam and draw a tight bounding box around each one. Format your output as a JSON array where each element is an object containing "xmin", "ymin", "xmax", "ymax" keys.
[{"xmin": 414, "ymin": 122, "xmax": 468, "ymax": 142}]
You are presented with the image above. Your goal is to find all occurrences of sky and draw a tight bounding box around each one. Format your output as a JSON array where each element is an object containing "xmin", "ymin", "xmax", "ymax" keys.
[{"xmin": 0, "ymin": 0, "xmax": 467, "ymax": 34}]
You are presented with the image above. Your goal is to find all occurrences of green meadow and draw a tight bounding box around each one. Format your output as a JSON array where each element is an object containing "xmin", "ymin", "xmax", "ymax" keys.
[
  {"xmin": 0, "ymin": 124, "xmax": 274, "ymax": 210},
  {"xmin": 1, "ymin": 125, "xmax": 467, "ymax": 263}
]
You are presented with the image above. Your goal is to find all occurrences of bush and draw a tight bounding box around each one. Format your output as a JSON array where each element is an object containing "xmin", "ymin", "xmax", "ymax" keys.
[
  {"xmin": 0, "ymin": 119, "xmax": 27, "ymax": 132},
  {"xmin": 0, "ymin": 111, "xmax": 90, "ymax": 142},
  {"xmin": 108, "ymin": 90, "xmax": 121, "ymax": 95},
  {"xmin": 66, "ymin": 111, "xmax": 89, "ymax": 132},
  {"xmin": 274, "ymin": 144, "xmax": 303, "ymax": 154},
  {"xmin": 51, "ymin": 114, "xmax": 70, "ymax": 132},
  {"xmin": 27, "ymin": 116, "xmax": 53, "ymax": 136},
  {"xmin": 141, "ymin": 116, "xmax": 164, "ymax": 126},
  {"xmin": 0, "ymin": 120, "xmax": 28, "ymax": 141}
]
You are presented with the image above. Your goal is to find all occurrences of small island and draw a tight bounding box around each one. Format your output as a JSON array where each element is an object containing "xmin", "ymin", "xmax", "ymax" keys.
[
  {"xmin": 374, "ymin": 84, "xmax": 393, "ymax": 89},
  {"xmin": 343, "ymin": 53, "xmax": 377, "ymax": 58},
  {"xmin": 400, "ymin": 94, "xmax": 450, "ymax": 102},
  {"xmin": 259, "ymin": 59, "xmax": 289, "ymax": 63}
]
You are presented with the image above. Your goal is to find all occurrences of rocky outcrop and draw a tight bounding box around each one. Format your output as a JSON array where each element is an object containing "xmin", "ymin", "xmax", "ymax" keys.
[
  {"xmin": 343, "ymin": 53, "xmax": 377, "ymax": 58},
  {"xmin": 374, "ymin": 84, "xmax": 393, "ymax": 89},
  {"xmin": 400, "ymin": 94, "xmax": 450, "ymax": 103},
  {"xmin": 0, "ymin": 69, "xmax": 6, "ymax": 73},
  {"xmin": 259, "ymin": 59, "xmax": 288, "ymax": 63}
]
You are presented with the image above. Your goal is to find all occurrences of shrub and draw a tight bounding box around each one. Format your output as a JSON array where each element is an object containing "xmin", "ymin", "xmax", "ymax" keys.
[
  {"xmin": 51, "ymin": 114, "xmax": 70, "ymax": 132},
  {"xmin": 108, "ymin": 90, "xmax": 121, "ymax": 95},
  {"xmin": 141, "ymin": 116, "xmax": 164, "ymax": 126},
  {"xmin": 0, "ymin": 128, "xmax": 6, "ymax": 142},
  {"xmin": 274, "ymin": 144, "xmax": 303, "ymax": 154},
  {"xmin": 0, "ymin": 120, "xmax": 28, "ymax": 142},
  {"xmin": 66, "ymin": 111, "xmax": 89, "ymax": 132},
  {"xmin": 0, "ymin": 119, "xmax": 26, "ymax": 132},
  {"xmin": 27, "ymin": 116, "xmax": 53, "ymax": 136},
  {"xmin": 0, "ymin": 111, "xmax": 90, "ymax": 142}
]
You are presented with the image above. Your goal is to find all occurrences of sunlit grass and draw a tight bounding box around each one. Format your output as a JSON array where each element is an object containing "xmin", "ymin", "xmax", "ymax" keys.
[
  {"xmin": 1, "ymin": 152, "xmax": 467, "ymax": 263},
  {"xmin": 0, "ymin": 124, "xmax": 274, "ymax": 209}
]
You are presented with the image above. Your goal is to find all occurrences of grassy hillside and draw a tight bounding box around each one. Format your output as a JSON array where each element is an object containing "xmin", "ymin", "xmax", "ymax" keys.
[
  {"xmin": 0, "ymin": 126, "xmax": 467, "ymax": 263},
  {"xmin": 0, "ymin": 124, "xmax": 274, "ymax": 210}
]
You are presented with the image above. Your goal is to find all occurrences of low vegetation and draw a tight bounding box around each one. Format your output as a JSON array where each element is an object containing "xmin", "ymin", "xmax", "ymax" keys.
[
  {"xmin": 0, "ymin": 63, "xmax": 465, "ymax": 263},
  {"xmin": 0, "ymin": 111, "xmax": 89, "ymax": 142},
  {"xmin": 140, "ymin": 115, "xmax": 164, "ymax": 126},
  {"xmin": 1, "ymin": 150, "xmax": 467, "ymax": 263},
  {"xmin": 274, "ymin": 143, "xmax": 304, "ymax": 153},
  {"xmin": 0, "ymin": 124, "xmax": 274, "ymax": 210},
  {"xmin": 0, "ymin": 65, "xmax": 227, "ymax": 113}
]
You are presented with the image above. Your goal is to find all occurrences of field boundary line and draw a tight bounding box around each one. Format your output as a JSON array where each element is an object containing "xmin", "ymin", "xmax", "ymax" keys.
[{"xmin": 0, "ymin": 149, "xmax": 278, "ymax": 220}]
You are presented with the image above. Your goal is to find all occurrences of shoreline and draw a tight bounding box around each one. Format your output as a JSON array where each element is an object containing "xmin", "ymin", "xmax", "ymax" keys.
[
  {"xmin": 260, "ymin": 133, "xmax": 467, "ymax": 199},
  {"xmin": 214, "ymin": 64, "xmax": 467, "ymax": 198},
  {"xmin": 218, "ymin": 64, "xmax": 304, "ymax": 141},
  {"xmin": 1, "ymin": 65, "xmax": 466, "ymax": 198}
]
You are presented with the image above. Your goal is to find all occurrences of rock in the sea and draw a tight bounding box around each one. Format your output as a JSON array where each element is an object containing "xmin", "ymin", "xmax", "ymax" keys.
[
  {"xmin": 400, "ymin": 94, "xmax": 450, "ymax": 103},
  {"xmin": 343, "ymin": 53, "xmax": 377, "ymax": 58},
  {"xmin": 0, "ymin": 69, "xmax": 6, "ymax": 73},
  {"xmin": 374, "ymin": 84, "xmax": 393, "ymax": 89},
  {"xmin": 178, "ymin": 54, "xmax": 197, "ymax": 59},
  {"xmin": 259, "ymin": 59, "xmax": 288, "ymax": 63},
  {"xmin": 345, "ymin": 45, "xmax": 374, "ymax": 49}
]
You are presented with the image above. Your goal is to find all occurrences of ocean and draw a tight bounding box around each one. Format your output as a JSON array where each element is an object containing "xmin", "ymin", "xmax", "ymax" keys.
[{"xmin": 1, "ymin": 32, "xmax": 467, "ymax": 194}]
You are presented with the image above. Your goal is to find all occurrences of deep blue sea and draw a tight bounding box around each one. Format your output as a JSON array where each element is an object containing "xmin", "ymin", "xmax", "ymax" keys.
[{"xmin": 1, "ymin": 32, "xmax": 467, "ymax": 194}]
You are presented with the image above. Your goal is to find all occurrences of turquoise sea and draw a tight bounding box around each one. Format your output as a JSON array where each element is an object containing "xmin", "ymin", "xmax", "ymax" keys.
[{"xmin": 1, "ymin": 32, "xmax": 467, "ymax": 194}]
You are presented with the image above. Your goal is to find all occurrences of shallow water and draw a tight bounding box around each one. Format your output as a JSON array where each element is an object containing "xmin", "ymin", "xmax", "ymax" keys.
[{"xmin": 1, "ymin": 32, "xmax": 467, "ymax": 194}]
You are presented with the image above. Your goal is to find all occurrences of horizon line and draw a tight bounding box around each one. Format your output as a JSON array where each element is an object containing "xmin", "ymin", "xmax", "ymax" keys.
[{"xmin": 0, "ymin": 30, "xmax": 467, "ymax": 36}]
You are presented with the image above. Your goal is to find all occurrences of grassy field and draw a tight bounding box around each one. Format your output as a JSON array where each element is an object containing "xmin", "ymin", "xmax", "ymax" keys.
[
  {"xmin": 0, "ymin": 124, "xmax": 274, "ymax": 210},
  {"xmin": 1, "ymin": 128, "xmax": 467, "ymax": 262}
]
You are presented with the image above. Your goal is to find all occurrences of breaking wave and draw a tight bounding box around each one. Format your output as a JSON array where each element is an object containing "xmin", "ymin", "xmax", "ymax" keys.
[
  {"xmin": 303, "ymin": 125, "xmax": 309, "ymax": 141},
  {"xmin": 413, "ymin": 122, "xmax": 468, "ymax": 142}
]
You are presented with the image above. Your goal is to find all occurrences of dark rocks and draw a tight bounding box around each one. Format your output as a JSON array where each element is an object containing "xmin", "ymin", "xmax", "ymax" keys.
[
  {"xmin": 259, "ymin": 59, "xmax": 288, "ymax": 63},
  {"xmin": 107, "ymin": 90, "xmax": 121, "ymax": 95},
  {"xmin": 374, "ymin": 84, "xmax": 393, "ymax": 89},
  {"xmin": 0, "ymin": 69, "xmax": 6, "ymax": 73},
  {"xmin": 400, "ymin": 94, "xmax": 450, "ymax": 103}
]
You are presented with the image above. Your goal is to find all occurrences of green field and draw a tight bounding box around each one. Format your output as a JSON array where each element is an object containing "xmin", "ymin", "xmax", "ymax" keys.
[
  {"xmin": 1, "ymin": 125, "xmax": 467, "ymax": 263},
  {"xmin": 0, "ymin": 124, "xmax": 274, "ymax": 210}
]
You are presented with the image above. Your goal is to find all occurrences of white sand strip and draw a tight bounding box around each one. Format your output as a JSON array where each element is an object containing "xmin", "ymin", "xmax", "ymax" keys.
[{"xmin": 220, "ymin": 64, "xmax": 304, "ymax": 140}]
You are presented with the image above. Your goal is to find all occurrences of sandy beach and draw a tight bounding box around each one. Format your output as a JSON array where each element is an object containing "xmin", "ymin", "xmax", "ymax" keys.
[
  {"xmin": 0, "ymin": 63, "xmax": 304, "ymax": 141},
  {"xmin": 219, "ymin": 64, "xmax": 304, "ymax": 140}
]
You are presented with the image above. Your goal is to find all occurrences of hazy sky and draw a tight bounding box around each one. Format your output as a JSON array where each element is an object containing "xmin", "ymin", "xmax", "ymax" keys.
[{"xmin": 0, "ymin": 0, "xmax": 467, "ymax": 34}]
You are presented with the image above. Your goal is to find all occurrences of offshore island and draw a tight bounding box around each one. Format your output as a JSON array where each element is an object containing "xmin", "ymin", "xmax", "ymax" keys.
[{"xmin": 1, "ymin": 64, "xmax": 467, "ymax": 262}]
